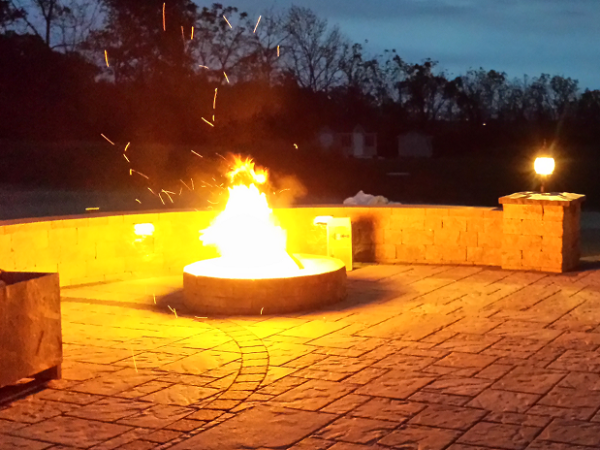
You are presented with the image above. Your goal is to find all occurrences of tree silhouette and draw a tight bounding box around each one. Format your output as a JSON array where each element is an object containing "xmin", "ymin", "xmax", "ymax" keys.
[
  {"xmin": 398, "ymin": 59, "xmax": 450, "ymax": 123},
  {"xmin": 9, "ymin": 0, "xmax": 98, "ymax": 49},
  {"xmin": 1, "ymin": 1, "xmax": 24, "ymax": 30},
  {"xmin": 87, "ymin": 0, "xmax": 198, "ymax": 83},
  {"xmin": 283, "ymin": 6, "xmax": 348, "ymax": 92},
  {"xmin": 0, "ymin": 0, "xmax": 597, "ymax": 162}
]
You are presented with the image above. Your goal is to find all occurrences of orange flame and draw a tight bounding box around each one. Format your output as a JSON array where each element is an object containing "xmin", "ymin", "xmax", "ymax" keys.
[
  {"xmin": 226, "ymin": 156, "xmax": 267, "ymax": 185},
  {"xmin": 199, "ymin": 156, "xmax": 298, "ymax": 275}
]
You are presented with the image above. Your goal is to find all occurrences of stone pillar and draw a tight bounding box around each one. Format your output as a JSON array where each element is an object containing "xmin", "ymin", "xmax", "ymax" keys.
[{"xmin": 499, "ymin": 192, "xmax": 585, "ymax": 273}]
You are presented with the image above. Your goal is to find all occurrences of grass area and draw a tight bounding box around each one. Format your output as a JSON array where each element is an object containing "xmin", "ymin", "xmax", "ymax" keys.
[{"xmin": 0, "ymin": 140, "xmax": 598, "ymax": 218}]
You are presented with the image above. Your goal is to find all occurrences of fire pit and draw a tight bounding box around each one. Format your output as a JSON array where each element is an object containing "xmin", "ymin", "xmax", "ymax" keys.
[
  {"xmin": 182, "ymin": 157, "xmax": 347, "ymax": 315},
  {"xmin": 184, "ymin": 254, "xmax": 345, "ymax": 314}
]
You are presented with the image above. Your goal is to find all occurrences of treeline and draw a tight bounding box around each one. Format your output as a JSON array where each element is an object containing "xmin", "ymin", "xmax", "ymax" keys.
[{"xmin": 1, "ymin": 0, "xmax": 600, "ymax": 157}]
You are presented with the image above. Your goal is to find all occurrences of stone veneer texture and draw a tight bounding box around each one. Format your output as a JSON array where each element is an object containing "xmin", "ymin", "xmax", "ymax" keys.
[{"xmin": 0, "ymin": 197, "xmax": 582, "ymax": 287}]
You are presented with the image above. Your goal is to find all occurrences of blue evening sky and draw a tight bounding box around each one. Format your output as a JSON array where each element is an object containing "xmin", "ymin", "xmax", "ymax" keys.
[{"xmin": 206, "ymin": 0, "xmax": 600, "ymax": 90}]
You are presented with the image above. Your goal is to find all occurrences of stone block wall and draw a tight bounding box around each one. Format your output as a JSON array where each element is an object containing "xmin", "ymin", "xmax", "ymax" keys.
[
  {"xmin": 0, "ymin": 196, "xmax": 582, "ymax": 287},
  {"xmin": 276, "ymin": 206, "xmax": 503, "ymax": 267},
  {"xmin": 0, "ymin": 211, "xmax": 218, "ymax": 286}
]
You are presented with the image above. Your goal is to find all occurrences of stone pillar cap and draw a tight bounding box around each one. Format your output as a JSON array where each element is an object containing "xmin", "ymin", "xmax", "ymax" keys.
[{"xmin": 499, "ymin": 192, "xmax": 586, "ymax": 207}]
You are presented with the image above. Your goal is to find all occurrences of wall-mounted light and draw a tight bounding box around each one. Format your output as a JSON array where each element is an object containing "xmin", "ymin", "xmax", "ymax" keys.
[{"xmin": 134, "ymin": 223, "xmax": 155, "ymax": 236}]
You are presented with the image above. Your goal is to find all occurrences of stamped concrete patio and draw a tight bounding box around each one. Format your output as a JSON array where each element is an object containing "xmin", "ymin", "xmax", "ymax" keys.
[{"xmin": 4, "ymin": 261, "xmax": 600, "ymax": 449}]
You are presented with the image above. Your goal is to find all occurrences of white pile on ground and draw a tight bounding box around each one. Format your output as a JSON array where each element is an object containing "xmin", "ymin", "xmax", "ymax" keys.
[{"xmin": 343, "ymin": 190, "xmax": 393, "ymax": 206}]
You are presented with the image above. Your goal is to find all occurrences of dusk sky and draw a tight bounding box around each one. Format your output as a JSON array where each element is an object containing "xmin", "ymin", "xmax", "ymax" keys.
[{"xmin": 221, "ymin": 0, "xmax": 600, "ymax": 90}]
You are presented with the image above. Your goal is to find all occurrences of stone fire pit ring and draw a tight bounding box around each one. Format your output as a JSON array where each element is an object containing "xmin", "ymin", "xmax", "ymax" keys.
[{"xmin": 183, "ymin": 254, "xmax": 347, "ymax": 315}]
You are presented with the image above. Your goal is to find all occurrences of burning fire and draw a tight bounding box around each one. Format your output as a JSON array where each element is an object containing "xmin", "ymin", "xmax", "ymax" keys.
[{"xmin": 190, "ymin": 156, "xmax": 300, "ymax": 279}]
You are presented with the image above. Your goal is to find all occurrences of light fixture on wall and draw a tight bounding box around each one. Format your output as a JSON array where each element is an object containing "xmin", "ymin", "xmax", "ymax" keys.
[{"xmin": 134, "ymin": 223, "xmax": 155, "ymax": 236}]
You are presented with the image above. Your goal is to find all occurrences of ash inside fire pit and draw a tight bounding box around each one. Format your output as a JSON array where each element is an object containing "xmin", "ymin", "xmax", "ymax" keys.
[{"xmin": 183, "ymin": 253, "xmax": 346, "ymax": 315}]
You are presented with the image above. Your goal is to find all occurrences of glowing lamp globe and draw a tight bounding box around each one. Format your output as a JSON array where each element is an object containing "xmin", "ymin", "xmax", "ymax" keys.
[{"xmin": 534, "ymin": 157, "xmax": 555, "ymax": 176}]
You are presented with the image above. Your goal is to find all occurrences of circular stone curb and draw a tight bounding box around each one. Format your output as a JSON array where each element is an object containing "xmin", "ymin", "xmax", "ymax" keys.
[{"xmin": 183, "ymin": 254, "xmax": 347, "ymax": 315}]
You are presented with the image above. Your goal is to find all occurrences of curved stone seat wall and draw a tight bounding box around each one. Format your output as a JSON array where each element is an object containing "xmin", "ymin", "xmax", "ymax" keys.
[{"xmin": 0, "ymin": 205, "xmax": 503, "ymax": 287}]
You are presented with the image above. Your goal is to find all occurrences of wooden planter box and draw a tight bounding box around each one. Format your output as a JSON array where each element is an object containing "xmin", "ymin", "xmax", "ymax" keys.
[{"xmin": 0, "ymin": 272, "xmax": 62, "ymax": 388}]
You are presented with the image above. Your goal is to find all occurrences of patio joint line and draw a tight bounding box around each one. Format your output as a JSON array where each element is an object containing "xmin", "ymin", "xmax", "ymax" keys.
[{"xmin": 155, "ymin": 319, "xmax": 269, "ymax": 450}]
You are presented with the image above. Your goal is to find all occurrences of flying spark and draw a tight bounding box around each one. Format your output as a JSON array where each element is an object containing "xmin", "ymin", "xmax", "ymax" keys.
[
  {"xmin": 101, "ymin": 134, "xmax": 115, "ymax": 145},
  {"xmin": 104, "ymin": 50, "xmax": 109, "ymax": 67},
  {"xmin": 123, "ymin": 154, "xmax": 130, "ymax": 163},
  {"xmin": 132, "ymin": 170, "xmax": 149, "ymax": 180},
  {"xmin": 162, "ymin": 190, "xmax": 174, "ymax": 203},
  {"xmin": 191, "ymin": 178, "xmax": 194, "ymax": 190},
  {"xmin": 135, "ymin": 199, "xmax": 141, "ymax": 204},
  {"xmin": 181, "ymin": 25, "xmax": 185, "ymax": 42},
  {"xmin": 180, "ymin": 179, "xmax": 192, "ymax": 191},
  {"xmin": 124, "ymin": 142, "xmax": 130, "ymax": 152},
  {"xmin": 294, "ymin": 143, "xmax": 298, "ymax": 149},
  {"xmin": 158, "ymin": 192, "xmax": 165, "ymax": 205},
  {"xmin": 191, "ymin": 26, "xmax": 194, "ymax": 40},
  {"xmin": 277, "ymin": 45, "xmax": 280, "ymax": 57},
  {"xmin": 168, "ymin": 305, "xmax": 178, "ymax": 318},
  {"xmin": 213, "ymin": 88, "xmax": 218, "ymax": 109},
  {"xmin": 148, "ymin": 187, "xmax": 156, "ymax": 195},
  {"xmin": 223, "ymin": 15, "xmax": 232, "ymax": 28},
  {"xmin": 224, "ymin": 72, "xmax": 230, "ymax": 83},
  {"xmin": 199, "ymin": 65, "xmax": 208, "ymax": 69},
  {"xmin": 86, "ymin": 207, "xmax": 100, "ymax": 211},
  {"xmin": 254, "ymin": 15, "xmax": 261, "ymax": 33},
  {"xmin": 191, "ymin": 150, "xmax": 203, "ymax": 158},
  {"xmin": 162, "ymin": 3, "xmax": 166, "ymax": 31},
  {"xmin": 201, "ymin": 117, "xmax": 214, "ymax": 127}
]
